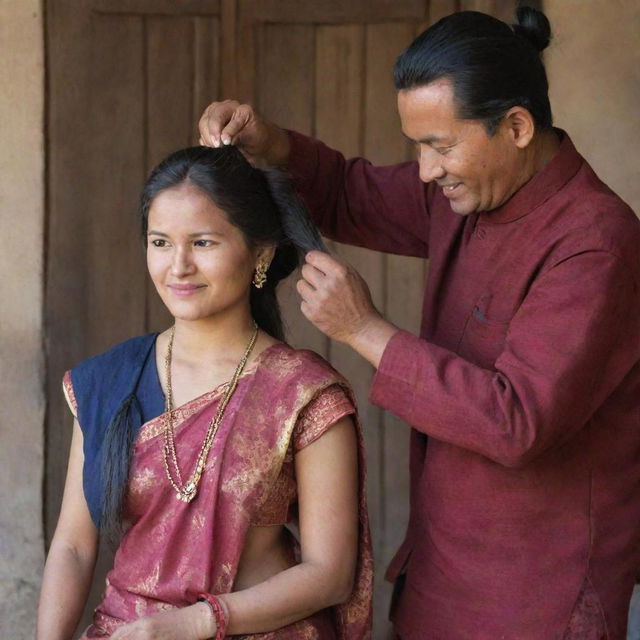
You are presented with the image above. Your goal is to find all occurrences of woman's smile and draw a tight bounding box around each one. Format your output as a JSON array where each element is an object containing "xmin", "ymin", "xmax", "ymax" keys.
[{"xmin": 167, "ymin": 282, "xmax": 207, "ymax": 297}]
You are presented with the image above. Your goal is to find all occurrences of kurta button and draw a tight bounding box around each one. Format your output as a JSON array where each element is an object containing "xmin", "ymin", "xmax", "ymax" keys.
[{"xmin": 476, "ymin": 227, "xmax": 486, "ymax": 239}]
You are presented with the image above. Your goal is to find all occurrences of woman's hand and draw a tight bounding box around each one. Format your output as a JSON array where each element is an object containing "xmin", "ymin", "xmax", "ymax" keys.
[{"xmin": 110, "ymin": 602, "xmax": 214, "ymax": 640}]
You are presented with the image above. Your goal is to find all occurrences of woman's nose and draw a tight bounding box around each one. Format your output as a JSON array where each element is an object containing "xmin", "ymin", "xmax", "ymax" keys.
[{"xmin": 170, "ymin": 247, "xmax": 196, "ymax": 276}]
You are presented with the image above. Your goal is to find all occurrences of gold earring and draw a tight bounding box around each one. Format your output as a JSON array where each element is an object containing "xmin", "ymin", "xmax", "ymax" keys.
[{"xmin": 253, "ymin": 262, "xmax": 268, "ymax": 289}]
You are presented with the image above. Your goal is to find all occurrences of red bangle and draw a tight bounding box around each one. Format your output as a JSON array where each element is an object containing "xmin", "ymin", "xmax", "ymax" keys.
[{"xmin": 197, "ymin": 592, "xmax": 228, "ymax": 640}]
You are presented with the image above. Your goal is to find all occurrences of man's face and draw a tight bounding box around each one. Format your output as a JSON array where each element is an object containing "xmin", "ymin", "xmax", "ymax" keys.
[{"xmin": 397, "ymin": 79, "xmax": 524, "ymax": 215}]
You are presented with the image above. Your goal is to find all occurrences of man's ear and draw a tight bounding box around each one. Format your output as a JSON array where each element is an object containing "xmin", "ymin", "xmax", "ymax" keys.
[{"xmin": 501, "ymin": 106, "xmax": 536, "ymax": 149}]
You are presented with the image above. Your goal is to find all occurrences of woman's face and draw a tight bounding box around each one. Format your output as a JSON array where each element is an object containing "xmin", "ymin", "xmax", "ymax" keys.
[{"xmin": 146, "ymin": 182, "xmax": 268, "ymax": 323}]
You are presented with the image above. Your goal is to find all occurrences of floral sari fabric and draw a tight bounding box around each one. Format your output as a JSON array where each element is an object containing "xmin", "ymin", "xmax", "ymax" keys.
[{"xmin": 64, "ymin": 341, "xmax": 373, "ymax": 638}]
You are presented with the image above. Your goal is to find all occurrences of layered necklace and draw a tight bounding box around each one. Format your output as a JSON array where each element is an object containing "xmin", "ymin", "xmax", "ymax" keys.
[{"xmin": 162, "ymin": 323, "xmax": 259, "ymax": 502}]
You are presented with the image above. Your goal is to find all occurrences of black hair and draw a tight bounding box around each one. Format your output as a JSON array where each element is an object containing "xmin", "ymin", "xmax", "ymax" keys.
[
  {"xmin": 100, "ymin": 145, "xmax": 325, "ymax": 541},
  {"xmin": 393, "ymin": 6, "xmax": 552, "ymax": 134},
  {"xmin": 141, "ymin": 145, "xmax": 326, "ymax": 341}
]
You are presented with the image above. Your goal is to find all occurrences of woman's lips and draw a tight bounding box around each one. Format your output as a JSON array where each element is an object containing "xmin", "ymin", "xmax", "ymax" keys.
[{"xmin": 167, "ymin": 283, "xmax": 206, "ymax": 297}]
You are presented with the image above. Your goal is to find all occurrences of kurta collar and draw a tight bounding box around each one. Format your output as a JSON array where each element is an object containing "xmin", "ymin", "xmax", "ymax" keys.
[{"xmin": 479, "ymin": 129, "xmax": 583, "ymax": 224}]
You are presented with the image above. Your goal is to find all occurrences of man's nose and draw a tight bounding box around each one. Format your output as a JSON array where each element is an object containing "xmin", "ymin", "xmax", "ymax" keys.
[{"xmin": 418, "ymin": 147, "xmax": 445, "ymax": 183}]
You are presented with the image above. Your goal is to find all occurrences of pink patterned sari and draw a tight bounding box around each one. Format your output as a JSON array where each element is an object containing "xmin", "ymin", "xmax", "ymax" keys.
[{"xmin": 68, "ymin": 343, "xmax": 372, "ymax": 639}]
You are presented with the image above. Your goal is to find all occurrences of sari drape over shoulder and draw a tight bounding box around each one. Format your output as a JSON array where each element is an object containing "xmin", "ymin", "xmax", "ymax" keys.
[{"xmin": 63, "ymin": 339, "xmax": 373, "ymax": 639}]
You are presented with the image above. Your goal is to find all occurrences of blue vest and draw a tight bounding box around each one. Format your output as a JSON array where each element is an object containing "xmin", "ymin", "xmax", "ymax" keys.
[{"xmin": 70, "ymin": 334, "xmax": 164, "ymax": 526}]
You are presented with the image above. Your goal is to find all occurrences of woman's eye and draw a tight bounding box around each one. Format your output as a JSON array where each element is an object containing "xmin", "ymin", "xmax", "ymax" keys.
[{"xmin": 151, "ymin": 239, "xmax": 168, "ymax": 247}]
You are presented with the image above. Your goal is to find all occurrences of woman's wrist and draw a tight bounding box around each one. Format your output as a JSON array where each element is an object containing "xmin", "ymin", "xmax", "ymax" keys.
[
  {"xmin": 217, "ymin": 596, "xmax": 230, "ymax": 632},
  {"xmin": 194, "ymin": 600, "xmax": 217, "ymax": 639},
  {"xmin": 196, "ymin": 593, "xmax": 229, "ymax": 639}
]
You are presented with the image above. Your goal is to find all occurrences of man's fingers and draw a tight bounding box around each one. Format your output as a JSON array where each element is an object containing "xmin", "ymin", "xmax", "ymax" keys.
[
  {"xmin": 300, "ymin": 299, "xmax": 313, "ymax": 321},
  {"xmin": 198, "ymin": 104, "xmax": 219, "ymax": 147},
  {"xmin": 305, "ymin": 250, "xmax": 347, "ymax": 277},
  {"xmin": 300, "ymin": 262, "xmax": 326, "ymax": 289},
  {"xmin": 296, "ymin": 278, "xmax": 316, "ymax": 302},
  {"xmin": 198, "ymin": 100, "xmax": 240, "ymax": 147},
  {"xmin": 198, "ymin": 105, "xmax": 220, "ymax": 147},
  {"xmin": 198, "ymin": 101, "xmax": 256, "ymax": 148},
  {"xmin": 220, "ymin": 104, "xmax": 254, "ymax": 146}
]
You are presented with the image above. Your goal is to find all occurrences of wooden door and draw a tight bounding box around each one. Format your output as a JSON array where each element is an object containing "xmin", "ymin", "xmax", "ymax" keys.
[
  {"xmin": 45, "ymin": 0, "xmax": 225, "ymax": 629},
  {"xmin": 46, "ymin": 1, "xmax": 518, "ymax": 636}
]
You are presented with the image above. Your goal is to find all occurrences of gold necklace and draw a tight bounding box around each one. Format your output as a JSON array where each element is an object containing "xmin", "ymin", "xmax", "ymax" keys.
[{"xmin": 163, "ymin": 323, "xmax": 258, "ymax": 502}]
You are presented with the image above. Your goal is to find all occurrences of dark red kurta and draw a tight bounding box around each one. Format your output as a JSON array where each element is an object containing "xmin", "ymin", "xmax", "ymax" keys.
[{"xmin": 288, "ymin": 129, "xmax": 640, "ymax": 639}]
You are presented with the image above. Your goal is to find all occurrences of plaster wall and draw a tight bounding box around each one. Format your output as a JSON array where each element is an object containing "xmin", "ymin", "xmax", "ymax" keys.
[
  {"xmin": 545, "ymin": 0, "xmax": 640, "ymax": 214},
  {"xmin": 0, "ymin": 1, "xmax": 45, "ymax": 637}
]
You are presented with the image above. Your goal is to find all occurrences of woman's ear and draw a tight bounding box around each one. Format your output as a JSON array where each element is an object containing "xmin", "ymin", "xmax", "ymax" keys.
[{"xmin": 256, "ymin": 244, "xmax": 276, "ymax": 268}]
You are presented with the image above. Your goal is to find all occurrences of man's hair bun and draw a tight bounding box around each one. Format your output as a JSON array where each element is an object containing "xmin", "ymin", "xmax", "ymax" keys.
[{"xmin": 513, "ymin": 6, "xmax": 551, "ymax": 53}]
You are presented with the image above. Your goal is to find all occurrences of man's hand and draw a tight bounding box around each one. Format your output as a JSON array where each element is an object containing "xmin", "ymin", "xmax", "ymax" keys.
[
  {"xmin": 198, "ymin": 99, "xmax": 290, "ymax": 167},
  {"xmin": 297, "ymin": 251, "xmax": 398, "ymax": 367},
  {"xmin": 110, "ymin": 602, "xmax": 214, "ymax": 640}
]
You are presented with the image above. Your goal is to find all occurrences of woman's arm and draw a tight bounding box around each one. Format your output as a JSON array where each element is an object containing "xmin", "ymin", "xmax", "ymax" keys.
[
  {"xmin": 37, "ymin": 419, "xmax": 99, "ymax": 640},
  {"xmin": 220, "ymin": 415, "xmax": 359, "ymax": 634},
  {"xmin": 110, "ymin": 416, "xmax": 359, "ymax": 640}
]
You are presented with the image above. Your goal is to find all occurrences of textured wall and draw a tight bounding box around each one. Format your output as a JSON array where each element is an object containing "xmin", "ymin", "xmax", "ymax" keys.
[
  {"xmin": 0, "ymin": 1, "xmax": 45, "ymax": 638},
  {"xmin": 545, "ymin": 0, "xmax": 640, "ymax": 214}
]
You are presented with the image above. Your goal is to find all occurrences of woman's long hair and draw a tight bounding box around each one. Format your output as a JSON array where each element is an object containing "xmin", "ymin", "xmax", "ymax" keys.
[
  {"xmin": 142, "ymin": 145, "xmax": 326, "ymax": 340},
  {"xmin": 100, "ymin": 145, "xmax": 325, "ymax": 541}
]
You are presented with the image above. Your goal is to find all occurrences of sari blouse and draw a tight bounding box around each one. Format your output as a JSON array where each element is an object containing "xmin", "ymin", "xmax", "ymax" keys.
[{"xmin": 63, "ymin": 337, "xmax": 373, "ymax": 639}]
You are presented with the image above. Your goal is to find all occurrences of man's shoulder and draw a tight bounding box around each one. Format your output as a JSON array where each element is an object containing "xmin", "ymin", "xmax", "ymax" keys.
[
  {"xmin": 572, "ymin": 157, "xmax": 635, "ymax": 215},
  {"xmin": 553, "ymin": 162, "xmax": 640, "ymax": 267}
]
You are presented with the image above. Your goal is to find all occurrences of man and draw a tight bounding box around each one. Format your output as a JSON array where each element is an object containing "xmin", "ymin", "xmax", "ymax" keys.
[{"xmin": 199, "ymin": 8, "xmax": 640, "ymax": 639}]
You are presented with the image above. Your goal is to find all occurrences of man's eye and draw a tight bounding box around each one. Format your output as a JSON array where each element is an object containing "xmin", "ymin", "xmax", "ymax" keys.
[
  {"xmin": 437, "ymin": 146, "xmax": 453, "ymax": 155},
  {"xmin": 194, "ymin": 239, "xmax": 215, "ymax": 247},
  {"xmin": 151, "ymin": 239, "xmax": 168, "ymax": 247}
]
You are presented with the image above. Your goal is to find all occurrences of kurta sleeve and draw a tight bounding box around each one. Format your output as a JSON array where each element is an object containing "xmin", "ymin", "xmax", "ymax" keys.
[
  {"xmin": 370, "ymin": 250, "xmax": 640, "ymax": 467},
  {"xmin": 62, "ymin": 370, "xmax": 78, "ymax": 419},
  {"xmin": 287, "ymin": 130, "xmax": 430, "ymax": 259},
  {"xmin": 293, "ymin": 384, "xmax": 355, "ymax": 452}
]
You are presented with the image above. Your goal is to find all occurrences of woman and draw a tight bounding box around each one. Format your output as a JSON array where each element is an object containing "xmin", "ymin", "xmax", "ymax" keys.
[{"xmin": 37, "ymin": 146, "xmax": 372, "ymax": 639}]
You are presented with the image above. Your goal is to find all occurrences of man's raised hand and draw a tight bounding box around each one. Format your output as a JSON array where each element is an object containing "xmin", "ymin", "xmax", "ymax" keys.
[{"xmin": 198, "ymin": 99, "xmax": 290, "ymax": 167}]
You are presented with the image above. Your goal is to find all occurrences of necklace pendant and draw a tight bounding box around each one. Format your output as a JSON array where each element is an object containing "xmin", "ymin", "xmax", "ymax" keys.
[
  {"xmin": 175, "ymin": 488, "xmax": 196, "ymax": 503},
  {"xmin": 164, "ymin": 323, "xmax": 258, "ymax": 504},
  {"xmin": 173, "ymin": 481, "xmax": 197, "ymax": 503},
  {"xmin": 182, "ymin": 481, "xmax": 197, "ymax": 502}
]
